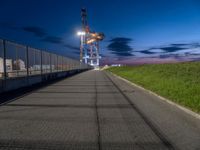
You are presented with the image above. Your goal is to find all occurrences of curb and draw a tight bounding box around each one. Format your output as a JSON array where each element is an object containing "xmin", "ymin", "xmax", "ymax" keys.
[{"xmin": 108, "ymin": 71, "xmax": 200, "ymax": 120}]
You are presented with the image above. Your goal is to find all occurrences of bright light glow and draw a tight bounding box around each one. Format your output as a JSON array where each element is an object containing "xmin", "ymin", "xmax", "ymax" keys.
[{"xmin": 77, "ymin": 31, "xmax": 86, "ymax": 36}]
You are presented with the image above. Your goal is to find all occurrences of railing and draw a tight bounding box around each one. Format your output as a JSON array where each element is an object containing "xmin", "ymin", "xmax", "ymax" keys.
[{"xmin": 0, "ymin": 39, "xmax": 90, "ymax": 79}]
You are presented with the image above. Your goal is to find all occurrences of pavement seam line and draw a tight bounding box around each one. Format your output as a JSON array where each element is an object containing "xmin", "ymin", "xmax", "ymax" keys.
[
  {"xmin": 94, "ymin": 71, "xmax": 102, "ymax": 150},
  {"xmin": 105, "ymin": 71, "xmax": 177, "ymax": 150},
  {"xmin": 108, "ymin": 71, "xmax": 200, "ymax": 120}
]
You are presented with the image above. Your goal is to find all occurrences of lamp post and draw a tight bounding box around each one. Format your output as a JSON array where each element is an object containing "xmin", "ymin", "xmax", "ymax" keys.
[{"xmin": 77, "ymin": 31, "xmax": 86, "ymax": 63}]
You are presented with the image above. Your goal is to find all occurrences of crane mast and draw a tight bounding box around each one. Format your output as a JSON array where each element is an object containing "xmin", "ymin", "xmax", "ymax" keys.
[{"xmin": 79, "ymin": 8, "xmax": 104, "ymax": 69}]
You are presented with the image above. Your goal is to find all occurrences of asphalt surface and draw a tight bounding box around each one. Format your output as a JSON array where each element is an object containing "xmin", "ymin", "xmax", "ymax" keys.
[{"xmin": 0, "ymin": 70, "xmax": 200, "ymax": 150}]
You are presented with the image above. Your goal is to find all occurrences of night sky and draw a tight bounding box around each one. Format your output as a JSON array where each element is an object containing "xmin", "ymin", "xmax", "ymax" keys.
[{"xmin": 1, "ymin": 0, "xmax": 200, "ymax": 65}]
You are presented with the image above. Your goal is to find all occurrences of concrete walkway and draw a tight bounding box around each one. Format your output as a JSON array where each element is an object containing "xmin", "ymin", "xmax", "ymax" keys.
[{"xmin": 0, "ymin": 70, "xmax": 199, "ymax": 150}]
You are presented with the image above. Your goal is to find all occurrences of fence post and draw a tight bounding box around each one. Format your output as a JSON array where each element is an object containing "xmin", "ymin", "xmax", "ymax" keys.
[
  {"xmin": 41, "ymin": 50, "xmax": 43, "ymax": 75},
  {"xmin": 62, "ymin": 56, "xmax": 64, "ymax": 71},
  {"xmin": 26, "ymin": 46, "xmax": 29, "ymax": 77},
  {"xmin": 57, "ymin": 55, "xmax": 59, "ymax": 72},
  {"xmin": 3, "ymin": 40, "xmax": 6, "ymax": 79},
  {"xmin": 50, "ymin": 53, "xmax": 52, "ymax": 73}
]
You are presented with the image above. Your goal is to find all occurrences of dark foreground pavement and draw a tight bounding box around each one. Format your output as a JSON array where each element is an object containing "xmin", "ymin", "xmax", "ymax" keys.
[{"xmin": 0, "ymin": 70, "xmax": 199, "ymax": 150}]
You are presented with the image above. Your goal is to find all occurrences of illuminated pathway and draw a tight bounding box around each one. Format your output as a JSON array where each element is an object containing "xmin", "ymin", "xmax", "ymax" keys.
[{"xmin": 0, "ymin": 70, "xmax": 200, "ymax": 150}]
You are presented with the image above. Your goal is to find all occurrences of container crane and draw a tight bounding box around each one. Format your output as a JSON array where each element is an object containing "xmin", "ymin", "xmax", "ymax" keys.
[{"xmin": 78, "ymin": 8, "xmax": 104, "ymax": 68}]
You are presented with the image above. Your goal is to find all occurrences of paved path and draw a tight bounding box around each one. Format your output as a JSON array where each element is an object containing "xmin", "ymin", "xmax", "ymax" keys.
[{"xmin": 0, "ymin": 70, "xmax": 200, "ymax": 150}]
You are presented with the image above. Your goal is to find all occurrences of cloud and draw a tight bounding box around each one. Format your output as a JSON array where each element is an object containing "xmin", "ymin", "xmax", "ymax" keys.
[
  {"xmin": 160, "ymin": 46, "xmax": 186, "ymax": 53},
  {"xmin": 107, "ymin": 37, "xmax": 133, "ymax": 57},
  {"xmin": 189, "ymin": 58, "xmax": 200, "ymax": 61},
  {"xmin": 63, "ymin": 44, "xmax": 80, "ymax": 56},
  {"xmin": 0, "ymin": 22, "xmax": 47, "ymax": 38},
  {"xmin": 64, "ymin": 44, "xmax": 79, "ymax": 51},
  {"xmin": 22, "ymin": 26, "xmax": 47, "ymax": 37},
  {"xmin": 170, "ymin": 43, "xmax": 190, "ymax": 47},
  {"xmin": 158, "ymin": 53, "xmax": 198, "ymax": 62},
  {"xmin": 139, "ymin": 49, "xmax": 156, "ymax": 54},
  {"xmin": 42, "ymin": 36, "xmax": 64, "ymax": 44},
  {"xmin": 159, "ymin": 54, "xmax": 176, "ymax": 59},
  {"xmin": 111, "ymin": 51, "xmax": 134, "ymax": 56},
  {"xmin": 109, "ymin": 37, "xmax": 132, "ymax": 43},
  {"xmin": 133, "ymin": 42, "xmax": 200, "ymax": 64},
  {"xmin": 138, "ymin": 43, "xmax": 195, "ymax": 55},
  {"xmin": 190, "ymin": 43, "xmax": 200, "ymax": 48},
  {"xmin": 0, "ymin": 21, "xmax": 19, "ymax": 30}
]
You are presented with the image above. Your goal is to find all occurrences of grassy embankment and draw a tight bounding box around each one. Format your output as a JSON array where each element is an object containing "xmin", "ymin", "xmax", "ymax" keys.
[{"xmin": 107, "ymin": 62, "xmax": 200, "ymax": 113}]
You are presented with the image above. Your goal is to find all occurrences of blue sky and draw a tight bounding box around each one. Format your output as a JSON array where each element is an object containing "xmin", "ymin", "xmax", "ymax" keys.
[{"xmin": 0, "ymin": 0, "xmax": 200, "ymax": 64}]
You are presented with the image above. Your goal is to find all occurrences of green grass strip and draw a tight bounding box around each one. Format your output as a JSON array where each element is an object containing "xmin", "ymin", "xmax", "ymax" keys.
[{"xmin": 107, "ymin": 62, "xmax": 200, "ymax": 113}]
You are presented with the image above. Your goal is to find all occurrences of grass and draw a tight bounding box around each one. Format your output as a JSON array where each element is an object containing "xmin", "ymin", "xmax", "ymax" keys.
[{"xmin": 107, "ymin": 62, "xmax": 200, "ymax": 113}]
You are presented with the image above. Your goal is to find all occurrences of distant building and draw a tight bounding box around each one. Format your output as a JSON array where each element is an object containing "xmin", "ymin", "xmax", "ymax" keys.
[
  {"xmin": 0, "ymin": 57, "xmax": 13, "ymax": 77},
  {"xmin": 0, "ymin": 57, "xmax": 13, "ymax": 73},
  {"xmin": 42, "ymin": 65, "xmax": 51, "ymax": 70},
  {"xmin": 0, "ymin": 58, "xmax": 3, "ymax": 74},
  {"xmin": 111, "ymin": 64, "xmax": 122, "ymax": 67},
  {"xmin": 30, "ymin": 65, "xmax": 41, "ymax": 70},
  {"xmin": 13, "ymin": 59, "xmax": 26, "ymax": 70}
]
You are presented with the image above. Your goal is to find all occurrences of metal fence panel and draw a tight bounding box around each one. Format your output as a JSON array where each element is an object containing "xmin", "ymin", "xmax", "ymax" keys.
[
  {"xmin": 57, "ymin": 55, "xmax": 63, "ymax": 71},
  {"xmin": 68, "ymin": 58, "xmax": 72, "ymax": 70},
  {"xmin": 28, "ymin": 47, "xmax": 41, "ymax": 75},
  {"xmin": 62, "ymin": 57, "xmax": 67, "ymax": 71},
  {"xmin": 51, "ymin": 54, "xmax": 58, "ymax": 72},
  {"xmin": 0, "ymin": 39, "xmax": 90, "ymax": 79},
  {"xmin": 42, "ymin": 51, "xmax": 51, "ymax": 73},
  {"xmin": 5, "ymin": 41, "xmax": 27, "ymax": 78}
]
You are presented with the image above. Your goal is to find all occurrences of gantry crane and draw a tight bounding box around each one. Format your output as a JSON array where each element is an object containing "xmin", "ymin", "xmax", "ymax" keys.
[{"xmin": 79, "ymin": 8, "xmax": 104, "ymax": 68}]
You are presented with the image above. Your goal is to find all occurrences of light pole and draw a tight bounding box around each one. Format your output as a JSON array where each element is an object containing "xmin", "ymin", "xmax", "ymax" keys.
[{"xmin": 77, "ymin": 31, "xmax": 86, "ymax": 63}]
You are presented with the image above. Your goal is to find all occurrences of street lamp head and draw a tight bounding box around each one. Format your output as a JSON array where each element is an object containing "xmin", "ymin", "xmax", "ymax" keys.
[{"xmin": 77, "ymin": 31, "xmax": 86, "ymax": 36}]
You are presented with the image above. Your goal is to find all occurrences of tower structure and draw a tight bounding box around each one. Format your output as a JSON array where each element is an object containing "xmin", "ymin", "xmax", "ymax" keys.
[{"xmin": 79, "ymin": 8, "xmax": 104, "ymax": 68}]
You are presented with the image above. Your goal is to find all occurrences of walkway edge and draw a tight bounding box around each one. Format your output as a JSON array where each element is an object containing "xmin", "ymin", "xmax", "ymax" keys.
[{"xmin": 107, "ymin": 71, "xmax": 200, "ymax": 120}]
